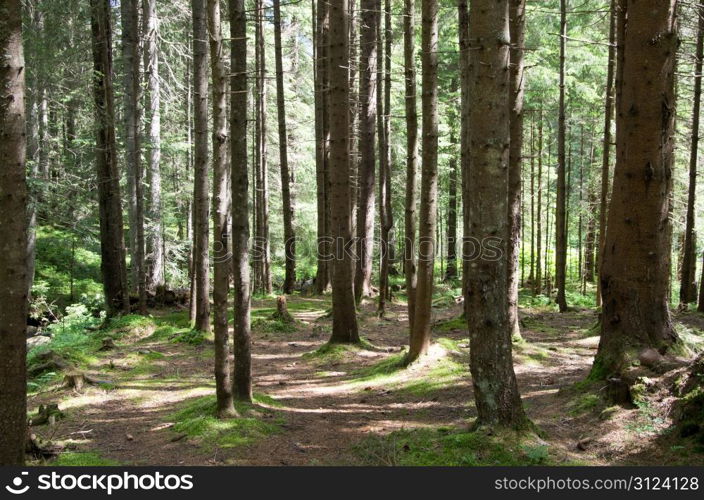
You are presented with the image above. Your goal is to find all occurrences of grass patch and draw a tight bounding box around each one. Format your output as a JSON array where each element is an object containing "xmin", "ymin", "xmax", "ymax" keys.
[
  {"xmin": 569, "ymin": 393, "xmax": 602, "ymax": 416},
  {"xmin": 434, "ymin": 317, "xmax": 466, "ymax": 333},
  {"xmin": 50, "ymin": 451, "xmax": 121, "ymax": 466},
  {"xmin": 303, "ymin": 338, "xmax": 377, "ymax": 363},
  {"xmin": 170, "ymin": 394, "xmax": 283, "ymax": 450},
  {"xmin": 252, "ymin": 317, "xmax": 298, "ymax": 334},
  {"xmin": 352, "ymin": 428, "xmax": 552, "ymax": 466}
]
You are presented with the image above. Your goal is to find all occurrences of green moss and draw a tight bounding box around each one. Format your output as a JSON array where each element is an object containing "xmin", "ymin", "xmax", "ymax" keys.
[
  {"xmin": 569, "ymin": 393, "xmax": 602, "ymax": 416},
  {"xmin": 435, "ymin": 317, "xmax": 467, "ymax": 333},
  {"xmin": 170, "ymin": 394, "xmax": 283, "ymax": 451},
  {"xmin": 252, "ymin": 317, "xmax": 298, "ymax": 334},
  {"xmin": 351, "ymin": 428, "xmax": 553, "ymax": 466},
  {"xmin": 51, "ymin": 451, "xmax": 121, "ymax": 466}
]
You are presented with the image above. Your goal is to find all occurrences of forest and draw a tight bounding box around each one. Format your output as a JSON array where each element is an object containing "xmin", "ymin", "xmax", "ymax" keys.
[{"xmin": 1, "ymin": 0, "xmax": 704, "ymax": 468}]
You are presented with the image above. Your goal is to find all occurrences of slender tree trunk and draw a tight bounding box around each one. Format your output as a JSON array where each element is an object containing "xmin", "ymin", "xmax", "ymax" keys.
[
  {"xmin": 354, "ymin": 0, "xmax": 379, "ymax": 302},
  {"xmin": 328, "ymin": 0, "xmax": 360, "ymax": 344},
  {"xmin": 555, "ymin": 0, "xmax": 568, "ymax": 312},
  {"xmin": 508, "ymin": 0, "xmax": 526, "ymax": 338},
  {"xmin": 458, "ymin": 0, "xmax": 470, "ymax": 318},
  {"xmin": 314, "ymin": 0, "xmax": 331, "ymax": 294},
  {"xmin": 528, "ymin": 114, "xmax": 535, "ymax": 286},
  {"xmin": 593, "ymin": 0, "xmax": 678, "ymax": 378},
  {"xmin": 90, "ymin": 0, "xmax": 129, "ymax": 317},
  {"xmin": 143, "ymin": 0, "xmax": 165, "ymax": 290},
  {"xmin": 597, "ymin": 0, "xmax": 617, "ymax": 307},
  {"xmin": 407, "ymin": 0, "xmax": 438, "ymax": 363},
  {"xmin": 404, "ymin": 0, "xmax": 419, "ymax": 331},
  {"xmin": 534, "ymin": 107, "xmax": 543, "ymax": 295},
  {"xmin": 680, "ymin": 0, "xmax": 704, "ymax": 305},
  {"xmin": 121, "ymin": 0, "xmax": 146, "ymax": 313},
  {"xmin": 699, "ymin": 251, "xmax": 704, "ymax": 312},
  {"xmin": 231, "ymin": 0, "xmax": 252, "ymax": 401},
  {"xmin": 466, "ymin": 0, "xmax": 527, "ymax": 428},
  {"xmin": 378, "ymin": 0, "xmax": 393, "ymax": 315},
  {"xmin": 0, "ymin": 0, "xmax": 28, "ymax": 465},
  {"xmin": 208, "ymin": 0, "xmax": 236, "ymax": 418},
  {"xmin": 445, "ymin": 152, "xmax": 457, "ymax": 281},
  {"xmin": 274, "ymin": 0, "xmax": 297, "ymax": 294},
  {"xmin": 192, "ymin": 0, "xmax": 210, "ymax": 331}
]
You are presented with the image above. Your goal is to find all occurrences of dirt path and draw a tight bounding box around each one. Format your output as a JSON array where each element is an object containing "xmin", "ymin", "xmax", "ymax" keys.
[{"xmin": 27, "ymin": 298, "xmax": 700, "ymax": 466}]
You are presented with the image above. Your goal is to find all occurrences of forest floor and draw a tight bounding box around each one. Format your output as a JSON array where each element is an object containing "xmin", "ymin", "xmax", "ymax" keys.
[{"xmin": 26, "ymin": 293, "xmax": 704, "ymax": 466}]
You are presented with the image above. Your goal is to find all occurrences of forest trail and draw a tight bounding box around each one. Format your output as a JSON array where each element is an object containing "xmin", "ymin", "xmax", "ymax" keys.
[{"xmin": 26, "ymin": 297, "xmax": 702, "ymax": 466}]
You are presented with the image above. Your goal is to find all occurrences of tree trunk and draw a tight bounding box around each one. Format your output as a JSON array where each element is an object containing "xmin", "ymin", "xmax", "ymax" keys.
[
  {"xmin": 680, "ymin": 0, "xmax": 704, "ymax": 305},
  {"xmin": 274, "ymin": 0, "xmax": 297, "ymax": 295},
  {"xmin": 354, "ymin": 0, "xmax": 379, "ymax": 303},
  {"xmin": 593, "ymin": 0, "xmax": 678, "ymax": 378},
  {"xmin": 230, "ymin": 0, "xmax": 252, "ymax": 402},
  {"xmin": 121, "ymin": 0, "xmax": 146, "ymax": 314},
  {"xmin": 192, "ymin": 0, "xmax": 210, "ymax": 331},
  {"xmin": 90, "ymin": 0, "xmax": 129, "ymax": 317},
  {"xmin": 445, "ymin": 154, "xmax": 457, "ymax": 281},
  {"xmin": 528, "ymin": 115, "xmax": 535, "ymax": 287},
  {"xmin": 378, "ymin": 0, "xmax": 393, "ymax": 315},
  {"xmin": 404, "ymin": 0, "xmax": 419, "ymax": 332},
  {"xmin": 0, "ymin": 0, "xmax": 29, "ymax": 465},
  {"xmin": 597, "ymin": 0, "xmax": 617, "ymax": 307},
  {"xmin": 314, "ymin": 0, "xmax": 331, "ymax": 294},
  {"xmin": 458, "ymin": 0, "xmax": 471, "ymax": 318},
  {"xmin": 407, "ymin": 0, "xmax": 438, "ymax": 363},
  {"xmin": 555, "ymin": 0, "xmax": 568, "ymax": 312},
  {"xmin": 208, "ymin": 0, "xmax": 236, "ymax": 417},
  {"xmin": 534, "ymin": 107, "xmax": 543, "ymax": 295},
  {"xmin": 508, "ymin": 0, "xmax": 526, "ymax": 338},
  {"xmin": 466, "ymin": 0, "xmax": 527, "ymax": 428},
  {"xmin": 143, "ymin": 0, "xmax": 165, "ymax": 290},
  {"xmin": 328, "ymin": 0, "xmax": 360, "ymax": 344}
]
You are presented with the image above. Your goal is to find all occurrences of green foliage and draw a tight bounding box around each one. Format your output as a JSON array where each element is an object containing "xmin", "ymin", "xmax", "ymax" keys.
[
  {"xmin": 352, "ymin": 428, "xmax": 553, "ymax": 466},
  {"xmin": 170, "ymin": 394, "xmax": 283, "ymax": 450},
  {"xmin": 569, "ymin": 393, "xmax": 602, "ymax": 416},
  {"xmin": 252, "ymin": 317, "xmax": 298, "ymax": 334}
]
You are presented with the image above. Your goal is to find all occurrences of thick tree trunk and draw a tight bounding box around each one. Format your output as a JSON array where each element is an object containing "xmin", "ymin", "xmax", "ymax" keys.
[
  {"xmin": 680, "ymin": 0, "xmax": 704, "ymax": 305},
  {"xmin": 404, "ymin": 0, "xmax": 419, "ymax": 332},
  {"xmin": 328, "ymin": 0, "xmax": 360, "ymax": 344},
  {"xmin": 143, "ymin": 0, "xmax": 165, "ymax": 290},
  {"xmin": 407, "ymin": 0, "xmax": 438, "ymax": 363},
  {"xmin": 274, "ymin": 0, "xmax": 297, "ymax": 295},
  {"xmin": 593, "ymin": 0, "xmax": 678, "ymax": 378},
  {"xmin": 0, "ymin": 0, "xmax": 29, "ymax": 465},
  {"xmin": 192, "ymin": 0, "xmax": 210, "ymax": 331},
  {"xmin": 208, "ymin": 0, "xmax": 236, "ymax": 417},
  {"xmin": 555, "ymin": 0, "xmax": 568, "ymax": 312},
  {"xmin": 508, "ymin": 0, "xmax": 526, "ymax": 338},
  {"xmin": 121, "ymin": 0, "xmax": 146, "ymax": 314},
  {"xmin": 466, "ymin": 0, "xmax": 527, "ymax": 428},
  {"xmin": 597, "ymin": 0, "xmax": 617, "ymax": 307},
  {"xmin": 378, "ymin": 0, "xmax": 393, "ymax": 315},
  {"xmin": 90, "ymin": 0, "xmax": 129, "ymax": 317},
  {"xmin": 230, "ymin": 0, "xmax": 252, "ymax": 402},
  {"xmin": 354, "ymin": 0, "xmax": 378, "ymax": 303}
]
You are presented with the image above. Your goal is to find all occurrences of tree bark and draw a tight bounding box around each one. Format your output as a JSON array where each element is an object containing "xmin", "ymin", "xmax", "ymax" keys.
[
  {"xmin": 90, "ymin": 0, "xmax": 129, "ymax": 317},
  {"xmin": 378, "ymin": 0, "xmax": 393, "ymax": 315},
  {"xmin": 404, "ymin": 0, "xmax": 419, "ymax": 332},
  {"xmin": 407, "ymin": 0, "xmax": 438, "ymax": 363},
  {"xmin": 354, "ymin": 0, "xmax": 379, "ymax": 303},
  {"xmin": 458, "ymin": 0, "xmax": 470, "ymax": 318},
  {"xmin": 192, "ymin": 0, "xmax": 210, "ymax": 331},
  {"xmin": 508, "ymin": 0, "xmax": 526, "ymax": 338},
  {"xmin": 593, "ymin": 0, "xmax": 679, "ymax": 378},
  {"xmin": 274, "ymin": 0, "xmax": 297, "ymax": 295},
  {"xmin": 328, "ymin": 0, "xmax": 360, "ymax": 344},
  {"xmin": 143, "ymin": 0, "xmax": 165, "ymax": 290},
  {"xmin": 208, "ymin": 0, "xmax": 236, "ymax": 417},
  {"xmin": 121, "ymin": 0, "xmax": 146, "ymax": 314},
  {"xmin": 555, "ymin": 0, "xmax": 568, "ymax": 312},
  {"xmin": 0, "ymin": 0, "xmax": 29, "ymax": 465},
  {"xmin": 466, "ymin": 0, "xmax": 527, "ymax": 428},
  {"xmin": 597, "ymin": 0, "xmax": 617, "ymax": 307},
  {"xmin": 534, "ymin": 107, "xmax": 543, "ymax": 296},
  {"xmin": 230, "ymin": 0, "xmax": 252, "ymax": 401},
  {"xmin": 680, "ymin": 0, "xmax": 704, "ymax": 305}
]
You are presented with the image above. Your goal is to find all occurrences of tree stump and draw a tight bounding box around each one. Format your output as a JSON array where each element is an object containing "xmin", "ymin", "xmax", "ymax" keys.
[
  {"xmin": 99, "ymin": 337, "xmax": 116, "ymax": 351},
  {"xmin": 272, "ymin": 296, "xmax": 295, "ymax": 324},
  {"xmin": 29, "ymin": 404, "xmax": 65, "ymax": 426}
]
